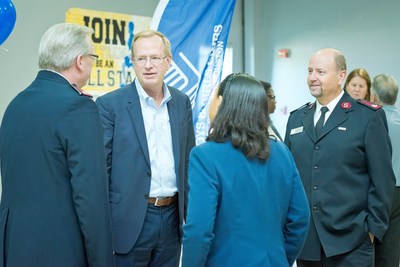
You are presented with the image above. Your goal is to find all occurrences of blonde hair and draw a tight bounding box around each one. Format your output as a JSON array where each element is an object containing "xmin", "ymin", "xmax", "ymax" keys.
[{"xmin": 130, "ymin": 29, "xmax": 171, "ymax": 58}]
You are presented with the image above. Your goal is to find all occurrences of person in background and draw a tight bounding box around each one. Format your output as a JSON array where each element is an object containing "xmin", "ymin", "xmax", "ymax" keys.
[
  {"xmin": 0, "ymin": 23, "xmax": 114, "ymax": 266},
  {"xmin": 370, "ymin": 74, "xmax": 400, "ymax": 267},
  {"xmin": 285, "ymin": 48, "xmax": 395, "ymax": 267},
  {"xmin": 260, "ymin": 80, "xmax": 283, "ymax": 141},
  {"xmin": 96, "ymin": 29, "xmax": 195, "ymax": 266},
  {"xmin": 344, "ymin": 68, "xmax": 371, "ymax": 100},
  {"xmin": 182, "ymin": 73, "xmax": 310, "ymax": 267}
]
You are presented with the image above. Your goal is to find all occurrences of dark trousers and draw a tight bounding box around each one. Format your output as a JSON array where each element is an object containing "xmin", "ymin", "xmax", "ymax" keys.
[
  {"xmin": 115, "ymin": 203, "xmax": 181, "ymax": 267},
  {"xmin": 297, "ymin": 236, "xmax": 374, "ymax": 267},
  {"xmin": 375, "ymin": 187, "xmax": 400, "ymax": 267}
]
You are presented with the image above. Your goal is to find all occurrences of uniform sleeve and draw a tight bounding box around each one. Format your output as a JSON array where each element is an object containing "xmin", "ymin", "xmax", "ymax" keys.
[
  {"xmin": 59, "ymin": 97, "xmax": 114, "ymax": 267},
  {"xmin": 365, "ymin": 109, "xmax": 396, "ymax": 240},
  {"xmin": 182, "ymin": 147, "xmax": 219, "ymax": 267},
  {"xmin": 95, "ymin": 96, "xmax": 114, "ymax": 179}
]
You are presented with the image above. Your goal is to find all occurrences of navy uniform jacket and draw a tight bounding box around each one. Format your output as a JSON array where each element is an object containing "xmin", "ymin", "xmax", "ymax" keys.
[
  {"xmin": 0, "ymin": 70, "xmax": 114, "ymax": 266},
  {"xmin": 95, "ymin": 82, "xmax": 195, "ymax": 253},
  {"xmin": 284, "ymin": 92, "xmax": 395, "ymax": 259}
]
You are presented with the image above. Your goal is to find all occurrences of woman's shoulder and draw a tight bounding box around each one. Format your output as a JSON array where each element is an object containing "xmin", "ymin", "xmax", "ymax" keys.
[
  {"xmin": 192, "ymin": 140, "xmax": 231, "ymax": 153},
  {"xmin": 191, "ymin": 141, "xmax": 239, "ymax": 159},
  {"xmin": 269, "ymin": 140, "xmax": 293, "ymax": 161}
]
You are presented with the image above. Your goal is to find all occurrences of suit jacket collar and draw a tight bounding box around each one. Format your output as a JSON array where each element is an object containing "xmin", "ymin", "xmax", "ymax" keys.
[
  {"xmin": 36, "ymin": 70, "xmax": 70, "ymax": 86},
  {"xmin": 125, "ymin": 83, "xmax": 151, "ymax": 167},
  {"xmin": 36, "ymin": 70, "xmax": 83, "ymax": 95},
  {"xmin": 166, "ymin": 93, "xmax": 180, "ymax": 175}
]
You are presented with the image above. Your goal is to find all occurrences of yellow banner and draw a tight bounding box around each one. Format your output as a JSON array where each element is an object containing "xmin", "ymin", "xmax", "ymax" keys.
[{"xmin": 66, "ymin": 8, "xmax": 151, "ymax": 96}]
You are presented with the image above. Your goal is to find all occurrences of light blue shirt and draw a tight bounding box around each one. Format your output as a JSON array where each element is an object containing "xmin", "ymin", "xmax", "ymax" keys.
[
  {"xmin": 383, "ymin": 105, "xmax": 400, "ymax": 186},
  {"xmin": 135, "ymin": 79, "xmax": 177, "ymax": 197}
]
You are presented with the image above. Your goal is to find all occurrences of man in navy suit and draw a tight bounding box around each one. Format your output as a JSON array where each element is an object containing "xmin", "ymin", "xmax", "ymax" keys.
[
  {"xmin": 285, "ymin": 48, "xmax": 395, "ymax": 267},
  {"xmin": 96, "ymin": 29, "xmax": 195, "ymax": 266},
  {"xmin": 0, "ymin": 23, "xmax": 114, "ymax": 266}
]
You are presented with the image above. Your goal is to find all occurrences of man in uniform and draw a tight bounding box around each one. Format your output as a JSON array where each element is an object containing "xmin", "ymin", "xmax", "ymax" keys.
[
  {"xmin": 284, "ymin": 48, "xmax": 395, "ymax": 267},
  {"xmin": 0, "ymin": 23, "xmax": 114, "ymax": 266}
]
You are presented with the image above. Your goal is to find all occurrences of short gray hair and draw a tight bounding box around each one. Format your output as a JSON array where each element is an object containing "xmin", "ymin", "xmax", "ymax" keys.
[
  {"xmin": 38, "ymin": 23, "xmax": 94, "ymax": 72},
  {"xmin": 371, "ymin": 74, "xmax": 399, "ymax": 105}
]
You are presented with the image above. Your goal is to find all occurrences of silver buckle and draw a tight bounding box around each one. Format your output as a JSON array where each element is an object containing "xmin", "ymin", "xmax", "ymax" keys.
[{"xmin": 154, "ymin": 197, "xmax": 163, "ymax": 207}]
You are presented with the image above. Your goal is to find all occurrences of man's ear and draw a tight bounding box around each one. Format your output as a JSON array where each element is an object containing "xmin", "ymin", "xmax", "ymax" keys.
[
  {"xmin": 338, "ymin": 70, "xmax": 346, "ymax": 85},
  {"xmin": 76, "ymin": 54, "xmax": 84, "ymax": 71}
]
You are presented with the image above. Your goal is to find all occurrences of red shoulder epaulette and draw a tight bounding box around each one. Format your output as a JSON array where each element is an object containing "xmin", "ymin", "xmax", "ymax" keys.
[
  {"xmin": 357, "ymin": 99, "xmax": 381, "ymax": 110},
  {"xmin": 71, "ymin": 84, "xmax": 93, "ymax": 98},
  {"xmin": 79, "ymin": 88, "xmax": 93, "ymax": 98}
]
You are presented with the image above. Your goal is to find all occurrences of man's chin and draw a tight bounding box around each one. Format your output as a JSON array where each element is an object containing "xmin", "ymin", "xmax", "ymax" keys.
[{"xmin": 310, "ymin": 89, "xmax": 323, "ymax": 98}]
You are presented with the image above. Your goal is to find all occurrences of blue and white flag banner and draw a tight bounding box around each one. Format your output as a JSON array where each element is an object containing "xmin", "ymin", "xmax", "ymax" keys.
[{"xmin": 151, "ymin": 0, "xmax": 236, "ymax": 145}]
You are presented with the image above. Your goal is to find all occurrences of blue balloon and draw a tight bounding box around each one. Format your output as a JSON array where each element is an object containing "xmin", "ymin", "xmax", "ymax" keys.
[{"xmin": 0, "ymin": 0, "xmax": 16, "ymax": 46}]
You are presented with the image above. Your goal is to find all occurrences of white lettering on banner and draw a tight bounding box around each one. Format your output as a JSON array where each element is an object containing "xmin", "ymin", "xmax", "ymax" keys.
[{"xmin": 195, "ymin": 25, "xmax": 225, "ymax": 144}]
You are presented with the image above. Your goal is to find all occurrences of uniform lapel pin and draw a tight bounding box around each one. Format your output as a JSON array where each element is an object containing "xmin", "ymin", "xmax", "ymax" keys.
[{"xmin": 341, "ymin": 102, "xmax": 351, "ymax": 109}]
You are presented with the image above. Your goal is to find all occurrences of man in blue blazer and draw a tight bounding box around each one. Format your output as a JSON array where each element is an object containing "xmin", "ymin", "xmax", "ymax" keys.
[
  {"xmin": 96, "ymin": 30, "xmax": 195, "ymax": 266},
  {"xmin": 285, "ymin": 48, "xmax": 395, "ymax": 267},
  {"xmin": 0, "ymin": 23, "xmax": 114, "ymax": 266}
]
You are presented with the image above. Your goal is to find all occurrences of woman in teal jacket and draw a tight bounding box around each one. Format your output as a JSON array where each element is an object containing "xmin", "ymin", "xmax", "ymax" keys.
[{"xmin": 182, "ymin": 73, "xmax": 310, "ymax": 267}]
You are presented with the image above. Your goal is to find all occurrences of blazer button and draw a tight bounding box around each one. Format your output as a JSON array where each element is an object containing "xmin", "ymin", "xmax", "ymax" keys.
[
  {"xmin": 314, "ymin": 166, "xmax": 318, "ymax": 170},
  {"xmin": 313, "ymin": 206, "xmax": 318, "ymax": 210},
  {"xmin": 313, "ymin": 186, "xmax": 318, "ymax": 190}
]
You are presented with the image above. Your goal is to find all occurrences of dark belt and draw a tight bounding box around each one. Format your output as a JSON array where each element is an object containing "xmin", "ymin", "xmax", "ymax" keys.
[{"xmin": 148, "ymin": 194, "xmax": 178, "ymax": 207}]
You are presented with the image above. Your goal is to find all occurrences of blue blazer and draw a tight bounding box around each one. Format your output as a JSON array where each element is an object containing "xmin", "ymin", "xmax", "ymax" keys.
[
  {"xmin": 182, "ymin": 140, "xmax": 310, "ymax": 267},
  {"xmin": 96, "ymin": 81, "xmax": 195, "ymax": 253},
  {"xmin": 0, "ymin": 70, "xmax": 114, "ymax": 266}
]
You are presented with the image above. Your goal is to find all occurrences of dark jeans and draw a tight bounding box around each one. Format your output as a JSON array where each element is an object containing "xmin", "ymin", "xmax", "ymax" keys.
[{"xmin": 115, "ymin": 203, "xmax": 181, "ymax": 267}]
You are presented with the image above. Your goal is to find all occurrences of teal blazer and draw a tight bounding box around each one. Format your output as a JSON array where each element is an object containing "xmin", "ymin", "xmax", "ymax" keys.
[{"xmin": 182, "ymin": 140, "xmax": 310, "ymax": 267}]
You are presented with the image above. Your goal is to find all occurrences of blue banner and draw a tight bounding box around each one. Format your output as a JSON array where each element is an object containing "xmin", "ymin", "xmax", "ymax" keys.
[{"xmin": 151, "ymin": 0, "xmax": 236, "ymax": 144}]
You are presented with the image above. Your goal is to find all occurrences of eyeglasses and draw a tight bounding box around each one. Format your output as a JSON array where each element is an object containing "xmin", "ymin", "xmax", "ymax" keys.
[
  {"xmin": 268, "ymin": 94, "xmax": 276, "ymax": 100},
  {"xmin": 86, "ymin": 54, "xmax": 99, "ymax": 61},
  {"xmin": 133, "ymin": 55, "xmax": 168, "ymax": 66}
]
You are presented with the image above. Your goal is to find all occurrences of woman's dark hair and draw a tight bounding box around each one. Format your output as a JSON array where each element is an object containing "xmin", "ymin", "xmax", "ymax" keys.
[{"xmin": 207, "ymin": 73, "xmax": 270, "ymax": 161}]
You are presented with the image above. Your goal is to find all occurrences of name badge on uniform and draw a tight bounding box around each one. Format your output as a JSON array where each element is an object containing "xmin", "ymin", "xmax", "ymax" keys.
[
  {"xmin": 290, "ymin": 126, "xmax": 304, "ymax": 135},
  {"xmin": 338, "ymin": 127, "xmax": 347, "ymax": 131}
]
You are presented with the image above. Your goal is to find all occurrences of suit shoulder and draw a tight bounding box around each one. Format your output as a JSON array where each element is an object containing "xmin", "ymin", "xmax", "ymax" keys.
[
  {"xmin": 290, "ymin": 102, "xmax": 312, "ymax": 114},
  {"xmin": 168, "ymin": 86, "xmax": 188, "ymax": 98},
  {"xmin": 357, "ymin": 99, "xmax": 382, "ymax": 111}
]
